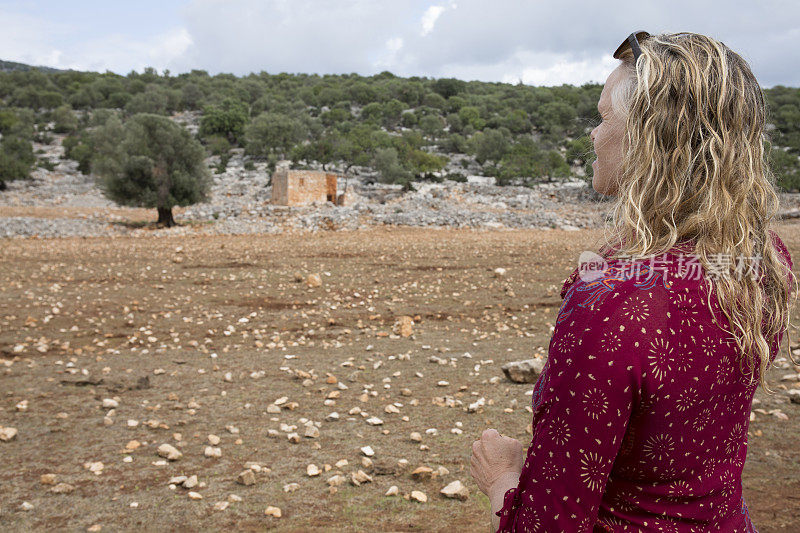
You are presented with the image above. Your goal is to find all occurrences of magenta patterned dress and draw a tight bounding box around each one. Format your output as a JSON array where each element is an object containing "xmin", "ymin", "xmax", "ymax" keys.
[{"xmin": 496, "ymin": 231, "xmax": 793, "ymax": 532}]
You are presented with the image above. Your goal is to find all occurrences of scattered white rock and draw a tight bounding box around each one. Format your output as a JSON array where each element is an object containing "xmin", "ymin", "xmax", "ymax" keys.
[
  {"xmin": 502, "ymin": 358, "xmax": 547, "ymax": 383},
  {"xmin": 264, "ymin": 506, "xmax": 282, "ymax": 518},
  {"xmin": 411, "ymin": 490, "xmax": 428, "ymax": 503},
  {"xmin": 467, "ymin": 397, "xmax": 486, "ymax": 413},
  {"xmin": 350, "ymin": 470, "xmax": 373, "ymax": 486},
  {"xmin": 204, "ymin": 446, "xmax": 222, "ymax": 458},
  {"xmin": 441, "ymin": 480, "xmax": 470, "ymax": 500},
  {"xmin": 157, "ymin": 444, "xmax": 182, "ymax": 461},
  {"xmin": 327, "ymin": 475, "xmax": 346, "ymax": 487},
  {"xmin": 237, "ymin": 470, "xmax": 256, "ymax": 486},
  {"xmin": 213, "ymin": 501, "xmax": 229, "ymax": 511},
  {"xmin": 0, "ymin": 426, "xmax": 19, "ymax": 442}
]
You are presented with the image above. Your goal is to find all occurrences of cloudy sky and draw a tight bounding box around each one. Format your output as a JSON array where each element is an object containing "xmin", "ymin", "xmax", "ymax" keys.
[{"xmin": 1, "ymin": 0, "xmax": 798, "ymax": 87}]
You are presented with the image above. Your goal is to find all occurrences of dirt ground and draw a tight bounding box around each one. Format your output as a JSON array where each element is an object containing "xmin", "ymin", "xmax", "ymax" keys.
[{"xmin": 1, "ymin": 225, "xmax": 799, "ymax": 532}]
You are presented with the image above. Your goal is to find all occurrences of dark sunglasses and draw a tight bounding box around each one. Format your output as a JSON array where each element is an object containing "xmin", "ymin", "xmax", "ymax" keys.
[{"xmin": 613, "ymin": 31, "xmax": 651, "ymax": 63}]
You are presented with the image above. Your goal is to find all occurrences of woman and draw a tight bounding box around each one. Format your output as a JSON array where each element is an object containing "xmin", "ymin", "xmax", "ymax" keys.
[{"xmin": 470, "ymin": 31, "xmax": 797, "ymax": 531}]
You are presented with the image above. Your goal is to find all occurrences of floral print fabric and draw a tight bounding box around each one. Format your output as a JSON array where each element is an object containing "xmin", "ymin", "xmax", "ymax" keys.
[{"xmin": 496, "ymin": 232, "xmax": 792, "ymax": 532}]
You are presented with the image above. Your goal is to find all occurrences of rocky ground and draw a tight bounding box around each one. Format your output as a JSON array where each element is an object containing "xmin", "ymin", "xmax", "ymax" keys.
[
  {"xmin": 1, "ymin": 227, "xmax": 800, "ymax": 531},
  {"xmin": 0, "ymin": 129, "xmax": 621, "ymax": 239},
  {"xmin": 4, "ymin": 126, "xmax": 800, "ymax": 240}
]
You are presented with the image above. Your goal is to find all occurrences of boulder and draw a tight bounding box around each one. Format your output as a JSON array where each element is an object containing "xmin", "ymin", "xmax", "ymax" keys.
[{"xmin": 501, "ymin": 358, "xmax": 547, "ymax": 383}]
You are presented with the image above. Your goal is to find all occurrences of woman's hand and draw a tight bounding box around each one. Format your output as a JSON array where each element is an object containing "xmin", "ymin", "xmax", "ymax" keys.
[{"xmin": 469, "ymin": 428, "xmax": 524, "ymax": 496}]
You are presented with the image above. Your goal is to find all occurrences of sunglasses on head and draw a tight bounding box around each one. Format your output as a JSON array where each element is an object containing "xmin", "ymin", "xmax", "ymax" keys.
[{"xmin": 613, "ymin": 31, "xmax": 651, "ymax": 63}]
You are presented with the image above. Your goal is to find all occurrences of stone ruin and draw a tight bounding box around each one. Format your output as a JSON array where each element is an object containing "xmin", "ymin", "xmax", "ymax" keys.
[{"xmin": 271, "ymin": 169, "xmax": 342, "ymax": 206}]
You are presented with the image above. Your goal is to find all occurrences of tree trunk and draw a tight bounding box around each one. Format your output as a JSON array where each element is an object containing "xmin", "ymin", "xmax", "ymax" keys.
[{"xmin": 157, "ymin": 206, "xmax": 176, "ymax": 227}]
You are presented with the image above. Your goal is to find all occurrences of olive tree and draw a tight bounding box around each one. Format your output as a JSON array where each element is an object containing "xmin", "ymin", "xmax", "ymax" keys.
[{"xmin": 94, "ymin": 114, "xmax": 211, "ymax": 227}]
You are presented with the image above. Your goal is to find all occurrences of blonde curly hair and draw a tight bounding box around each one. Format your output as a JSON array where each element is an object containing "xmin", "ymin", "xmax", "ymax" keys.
[{"xmin": 600, "ymin": 31, "xmax": 797, "ymax": 393}]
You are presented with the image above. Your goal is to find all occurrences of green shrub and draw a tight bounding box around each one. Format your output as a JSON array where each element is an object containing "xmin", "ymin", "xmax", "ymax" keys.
[
  {"xmin": 204, "ymin": 134, "xmax": 231, "ymax": 156},
  {"xmin": 0, "ymin": 136, "xmax": 35, "ymax": 183}
]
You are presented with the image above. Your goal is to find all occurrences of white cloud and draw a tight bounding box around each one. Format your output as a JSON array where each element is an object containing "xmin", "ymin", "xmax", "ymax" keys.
[
  {"xmin": 387, "ymin": 37, "xmax": 404, "ymax": 53},
  {"xmin": 0, "ymin": 7, "xmax": 190, "ymax": 74},
  {"xmin": 375, "ymin": 37, "xmax": 405, "ymax": 70},
  {"xmin": 420, "ymin": 5, "xmax": 445, "ymax": 36},
  {"xmin": 0, "ymin": 9, "xmax": 70, "ymax": 68},
  {"xmin": 1, "ymin": 1, "xmax": 798, "ymax": 86},
  {"xmin": 504, "ymin": 53, "xmax": 619, "ymax": 87}
]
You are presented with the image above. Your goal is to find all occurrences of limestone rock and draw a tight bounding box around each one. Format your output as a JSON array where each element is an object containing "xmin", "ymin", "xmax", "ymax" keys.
[
  {"xmin": 157, "ymin": 443, "xmax": 182, "ymax": 461},
  {"xmin": 501, "ymin": 358, "xmax": 547, "ymax": 383},
  {"xmin": 350, "ymin": 470, "xmax": 372, "ymax": 486},
  {"xmin": 0, "ymin": 426, "xmax": 18, "ymax": 442},
  {"xmin": 51, "ymin": 483, "xmax": 75, "ymax": 494},
  {"xmin": 788, "ymin": 389, "xmax": 800, "ymax": 405},
  {"xmin": 411, "ymin": 490, "xmax": 427, "ymax": 503},
  {"xmin": 411, "ymin": 466, "xmax": 433, "ymax": 481},
  {"xmin": 265, "ymin": 506, "xmax": 282, "ymax": 518},
  {"xmin": 440, "ymin": 480, "xmax": 470, "ymax": 501},
  {"xmin": 327, "ymin": 474, "xmax": 346, "ymax": 487},
  {"xmin": 393, "ymin": 316, "xmax": 414, "ymax": 337},
  {"xmin": 237, "ymin": 470, "xmax": 256, "ymax": 486},
  {"xmin": 467, "ymin": 397, "xmax": 485, "ymax": 413}
]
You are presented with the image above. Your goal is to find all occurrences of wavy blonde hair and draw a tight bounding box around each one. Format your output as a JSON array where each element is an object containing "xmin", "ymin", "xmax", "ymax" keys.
[{"xmin": 599, "ymin": 31, "xmax": 797, "ymax": 393}]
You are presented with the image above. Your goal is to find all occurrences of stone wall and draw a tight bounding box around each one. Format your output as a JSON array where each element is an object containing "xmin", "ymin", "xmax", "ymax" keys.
[{"xmin": 271, "ymin": 169, "xmax": 338, "ymax": 206}]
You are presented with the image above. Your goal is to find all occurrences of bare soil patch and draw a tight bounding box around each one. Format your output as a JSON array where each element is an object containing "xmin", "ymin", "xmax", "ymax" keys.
[{"xmin": 1, "ymin": 225, "xmax": 799, "ymax": 531}]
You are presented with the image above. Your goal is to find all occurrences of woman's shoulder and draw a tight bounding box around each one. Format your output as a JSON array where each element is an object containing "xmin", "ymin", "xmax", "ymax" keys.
[
  {"xmin": 557, "ymin": 253, "xmax": 677, "ymax": 327},
  {"xmin": 769, "ymin": 229, "xmax": 793, "ymax": 269}
]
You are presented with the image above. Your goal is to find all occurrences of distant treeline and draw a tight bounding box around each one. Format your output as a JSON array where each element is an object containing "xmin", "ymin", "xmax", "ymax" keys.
[{"xmin": 0, "ymin": 64, "xmax": 798, "ymax": 191}]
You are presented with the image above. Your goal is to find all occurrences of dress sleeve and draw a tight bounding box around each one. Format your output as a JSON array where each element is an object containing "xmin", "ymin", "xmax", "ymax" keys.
[
  {"xmin": 496, "ymin": 270, "xmax": 670, "ymax": 532},
  {"xmin": 767, "ymin": 230, "xmax": 794, "ymax": 356}
]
